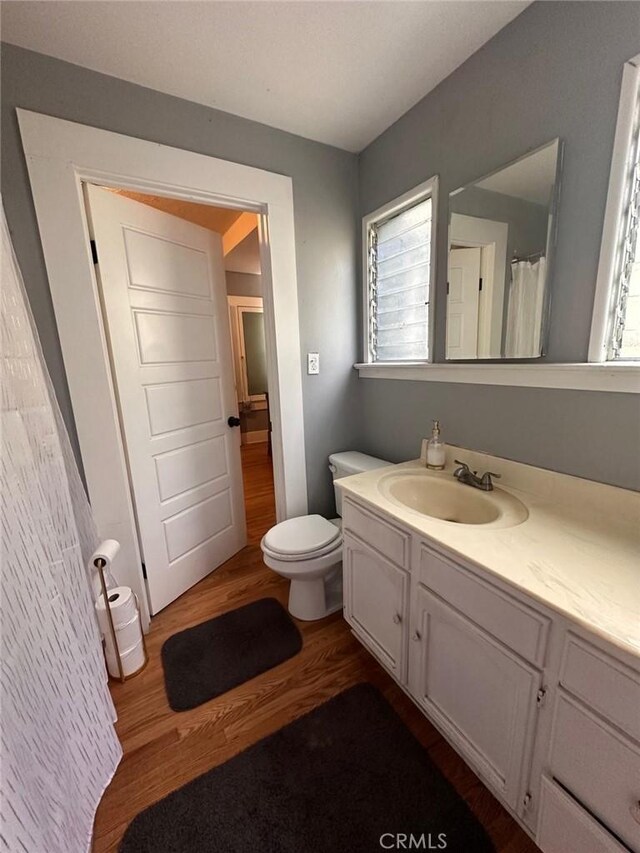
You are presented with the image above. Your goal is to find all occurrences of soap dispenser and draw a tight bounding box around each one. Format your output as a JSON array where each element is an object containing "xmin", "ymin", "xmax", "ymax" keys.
[{"xmin": 426, "ymin": 420, "xmax": 445, "ymax": 470}]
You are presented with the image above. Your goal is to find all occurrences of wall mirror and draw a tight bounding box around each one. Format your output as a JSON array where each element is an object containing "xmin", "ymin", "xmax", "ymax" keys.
[
  {"xmin": 228, "ymin": 295, "xmax": 268, "ymax": 405},
  {"xmin": 446, "ymin": 139, "xmax": 561, "ymax": 360}
]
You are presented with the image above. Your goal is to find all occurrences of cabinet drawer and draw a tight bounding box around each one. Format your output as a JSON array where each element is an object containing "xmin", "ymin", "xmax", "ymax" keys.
[
  {"xmin": 342, "ymin": 499, "xmax": 410, "ymax": 568},
  {"xmin": 560, "ymin": 634, "xmax": 640, "ymax": 742},
  {"xmin": 418, "ymin": 543, "xmax": 549, "ymax": 666},
  {"xmin": 537, "ymin": 777, "xmax": 627, "ymax": 853},
  {"xmin": 549, "ymin": 691, "xmax": 640, "ymax": 851}
]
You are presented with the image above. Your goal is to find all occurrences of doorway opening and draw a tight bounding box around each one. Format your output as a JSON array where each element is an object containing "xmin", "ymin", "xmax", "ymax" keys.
[
  {"xmin": 84, "ymin": 184, "xmax": 276, "ymax": 616},
  {"xmin": 227, "ymin": 290, "xmax": 277, "ymax": 544}
]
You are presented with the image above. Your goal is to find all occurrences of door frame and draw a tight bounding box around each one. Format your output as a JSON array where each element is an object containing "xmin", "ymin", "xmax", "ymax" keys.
[{"xmin": 18, "ymin": 109, "xmax": 308, "ymax": 628}]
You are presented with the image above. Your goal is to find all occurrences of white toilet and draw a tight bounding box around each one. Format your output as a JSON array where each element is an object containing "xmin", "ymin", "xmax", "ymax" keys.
[{"xmin": 261, "ymin": 452, "xmax": 391, "ymax": 621}]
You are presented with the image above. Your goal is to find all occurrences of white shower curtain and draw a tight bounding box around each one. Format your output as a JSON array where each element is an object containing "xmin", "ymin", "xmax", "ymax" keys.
[
  {"xmin": 505, "ymin": 257, "xmax": 547, "ymax": 358},
  {"xmin": 1, "ymin": 206, "xmax": 122, "ymax": 852}
]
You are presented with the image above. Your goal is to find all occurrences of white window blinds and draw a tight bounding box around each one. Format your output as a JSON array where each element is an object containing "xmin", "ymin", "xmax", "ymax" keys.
[
  {"xmin": 368, "ymin": 197, "xmax": 432, "ymax": 361},
  {"xmin": 611, "ymin": 85, "xmax": 640, "ymax": 359}
]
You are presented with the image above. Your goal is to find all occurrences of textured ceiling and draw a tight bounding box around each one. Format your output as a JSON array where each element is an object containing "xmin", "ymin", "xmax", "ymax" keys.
[
  {"xmin": 111, "ymin": 190, "xmax": 248, "ymax": 234},
  {"xmin": 2, "ymin": 1, "xmax": 529, "ymax": 151}
]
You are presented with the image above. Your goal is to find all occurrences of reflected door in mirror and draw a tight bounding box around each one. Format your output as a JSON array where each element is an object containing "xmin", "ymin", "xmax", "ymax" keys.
[{"xmin": 447, "ymin": 248, "xmax": 481, "ymax": 359}]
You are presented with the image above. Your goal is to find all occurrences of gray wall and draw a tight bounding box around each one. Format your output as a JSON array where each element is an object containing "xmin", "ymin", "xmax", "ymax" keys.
[
  {"xmin": 359, "ymin": 380, "xmax": 640, "ymax": 491},
  {"xmin": 358, "ymin": 1, "xmax": 640, "ymax": 490},
  {"xmin": 225, "ymin": 229, "xmax": 261, "ymax": 275},
  {"xmin": 1, "ymin": 43, "xmax": 360, "ymax": 515},
  {"xmin": 450, "ymin": 185, "xmax": 549, "ymax": 269},
  {"xmin": 226, "ymin": 271, "xmax": 262, "ymax": 299}
]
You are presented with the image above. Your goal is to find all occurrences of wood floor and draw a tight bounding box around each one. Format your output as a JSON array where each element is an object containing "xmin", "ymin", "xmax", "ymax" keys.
[{"xmin": 92, "ymin": 442, "xmax": 538, "ymax": 852}]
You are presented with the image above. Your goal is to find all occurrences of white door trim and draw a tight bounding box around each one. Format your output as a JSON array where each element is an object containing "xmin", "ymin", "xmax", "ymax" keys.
[{"xmin": 18, "ymin": 109, "xmax": 308, "ymax": 628}]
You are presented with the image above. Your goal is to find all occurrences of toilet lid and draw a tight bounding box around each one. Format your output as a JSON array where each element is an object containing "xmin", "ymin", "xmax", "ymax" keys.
[{"xmin": 263, "ymin": 515, "xmax": 341, "ymax": 556}]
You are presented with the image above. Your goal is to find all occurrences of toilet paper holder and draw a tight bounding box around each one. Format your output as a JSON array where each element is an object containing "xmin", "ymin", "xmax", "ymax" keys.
[{"xmin": 94, "ymin": 556, "xmax": 148, "ymax": 682}]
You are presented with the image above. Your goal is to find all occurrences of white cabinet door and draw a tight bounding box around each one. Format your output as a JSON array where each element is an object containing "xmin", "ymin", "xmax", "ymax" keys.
[
  {"xmin": 343, "ymin": 534, "xmax": 409, "ymax": 681},
  {"xmin": 409, "ymin": 585, "xmax": 540, "ymax": 809},
  {"xmin": 87, "ymin": 186, "xmax": 247, "ymax": 614}
]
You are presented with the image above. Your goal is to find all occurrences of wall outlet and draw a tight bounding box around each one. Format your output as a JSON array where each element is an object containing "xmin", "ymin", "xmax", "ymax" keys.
[{"xmin": 307, "ymin": 352, "xmax": 320, "ymax": 374}]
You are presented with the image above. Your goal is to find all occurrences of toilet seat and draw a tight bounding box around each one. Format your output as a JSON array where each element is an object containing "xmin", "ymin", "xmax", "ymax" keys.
[
  {"xmin": 261, "ymin": 541, "xmax": 343, "ymax": 577},
  {"xmin": 261, "ymin": 537, "xmax": 342, "ymax": 563},
  {"xmin": 262, "ymin": 514, "xmax": 340, "ymax": 558}
]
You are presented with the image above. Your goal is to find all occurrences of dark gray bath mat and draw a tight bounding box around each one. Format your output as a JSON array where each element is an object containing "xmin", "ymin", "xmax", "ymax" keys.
[
  {"xmin": 161, "ymin": 597, "xmax": 302, "ymax": 711},
  {"xmin": 120, "ymin": 683, "xmax": 494, "ymax": 853}
]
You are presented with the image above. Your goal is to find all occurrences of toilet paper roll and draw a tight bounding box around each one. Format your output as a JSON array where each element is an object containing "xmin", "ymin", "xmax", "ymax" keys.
[
  {"xmin": 90, "ymin": 539, "xmax": 120, "ymax": 573},
  {"xmin": 103, "ymin": 611, "xmax": 143, "ymax": 659},
  {"xmin": 106, "ymin": 637, "xmax": 145, "ymax": 678},
  {"xmin": 90, "ymin": 539, "xmax": 121, "ymax": 598},
  {"xmin": 96, "ymin": 586, "xmax": 137, "ymax": 630}
]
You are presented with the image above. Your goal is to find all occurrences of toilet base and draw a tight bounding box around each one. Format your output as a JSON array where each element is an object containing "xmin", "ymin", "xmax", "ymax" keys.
[{"xmin": 288, "ymin": 566, "xmax": 343, "ymax": 621}]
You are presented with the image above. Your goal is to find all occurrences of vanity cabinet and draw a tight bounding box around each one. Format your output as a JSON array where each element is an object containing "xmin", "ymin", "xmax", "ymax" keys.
[
  {"xmin": 544, "ymin": 633, "xmax": 640, "ymax": 852},
  {"xmin": 536, "ymin": 777, "xmax": 628, "ymax": 853},
  {"xmin": 547, "ymin": 691, "xmax": 640, "ymax": 850},
  {"xmin": 409, "ymin": 585, "xmax": 540, "ymax": 810},
  {"xmin": 342, "ymin": 533, "xmax": 409, "ymax": 682},
  {"xmin": 340, "ymin": 493, "xmax": 640, "ymax": 853}
]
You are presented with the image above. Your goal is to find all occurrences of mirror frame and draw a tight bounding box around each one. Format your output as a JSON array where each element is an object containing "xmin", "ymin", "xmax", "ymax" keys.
[{"xmin": 445, "ymin": 137, "xmax": 564, "ymax": 362}]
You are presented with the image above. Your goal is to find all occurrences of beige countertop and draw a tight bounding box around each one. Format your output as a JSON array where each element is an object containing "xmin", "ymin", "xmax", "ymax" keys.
[{"xmin": 337, "ymin": 447, "xmax": 640, "ymax": 658}]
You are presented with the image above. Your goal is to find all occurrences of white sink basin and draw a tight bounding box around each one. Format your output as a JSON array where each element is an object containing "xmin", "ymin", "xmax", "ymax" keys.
[{"xmin": 378, "ymin": 471, "xmax": 528, "ymax": 528}]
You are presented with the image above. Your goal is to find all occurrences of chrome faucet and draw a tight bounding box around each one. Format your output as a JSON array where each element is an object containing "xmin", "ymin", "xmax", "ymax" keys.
[{"xmin": 453, "ymin": 459, "xmax": 501, "ymax": 492}]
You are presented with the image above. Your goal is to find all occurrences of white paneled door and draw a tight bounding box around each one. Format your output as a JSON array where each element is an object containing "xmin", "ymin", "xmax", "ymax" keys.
[
  {"xmin": 86, "ymin": 185, "xmax": 246, "ymax": 613},
  {"xmin": 446, "ymin": 247, "xmax": 481, "ymax": 359}
]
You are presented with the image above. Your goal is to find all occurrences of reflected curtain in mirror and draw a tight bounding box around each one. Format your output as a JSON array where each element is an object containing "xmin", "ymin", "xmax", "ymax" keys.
[{"xmin": 505, "ymin": 257, "xmax": 547, "ymax": 357}]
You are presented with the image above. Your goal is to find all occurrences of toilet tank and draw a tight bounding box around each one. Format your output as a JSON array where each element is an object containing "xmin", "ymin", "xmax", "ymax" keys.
[{"xmin": 328, "ymin": 451, "xmax": 391, "ymax": 516}]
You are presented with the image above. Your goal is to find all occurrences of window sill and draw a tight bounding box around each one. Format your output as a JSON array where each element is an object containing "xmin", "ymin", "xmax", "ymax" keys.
[{"xmin": 354, "ymin": 361, "xmax": 640, "ymax": 393}]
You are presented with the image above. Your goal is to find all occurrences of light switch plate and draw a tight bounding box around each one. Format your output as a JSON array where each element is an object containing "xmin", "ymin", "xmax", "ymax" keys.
[{"xmin": 307, "ymin": 352, "xmax": 320, "ymax": 374}]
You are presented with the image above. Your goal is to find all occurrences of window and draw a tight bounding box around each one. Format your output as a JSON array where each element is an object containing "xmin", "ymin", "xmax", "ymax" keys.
[
  {"xmin": 591, "ymin": 55, "xmax": 640, "ymax": 361},
  {"xmin": 363, "ymin": 177, "xmax": 437, "ymax": 362}
]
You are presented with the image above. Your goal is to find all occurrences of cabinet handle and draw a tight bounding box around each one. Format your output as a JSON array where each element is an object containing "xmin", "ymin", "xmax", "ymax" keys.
[
  {"xmin": 631, "ymin": 801, "xmax": 640, "ymax": 826},
  {"xmin": 393, "ymin": 613, "xmax": 402, "ymax": 624},
  {"xmin": 412, "ymin": 630, "xmax": 422, "ymax": 642}
]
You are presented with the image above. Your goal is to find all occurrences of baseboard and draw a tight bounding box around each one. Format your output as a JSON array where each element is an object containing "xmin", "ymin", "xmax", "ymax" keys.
[{"xmin": 241, "ymin": 430, "xmax": 269, "ymax": 445}]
